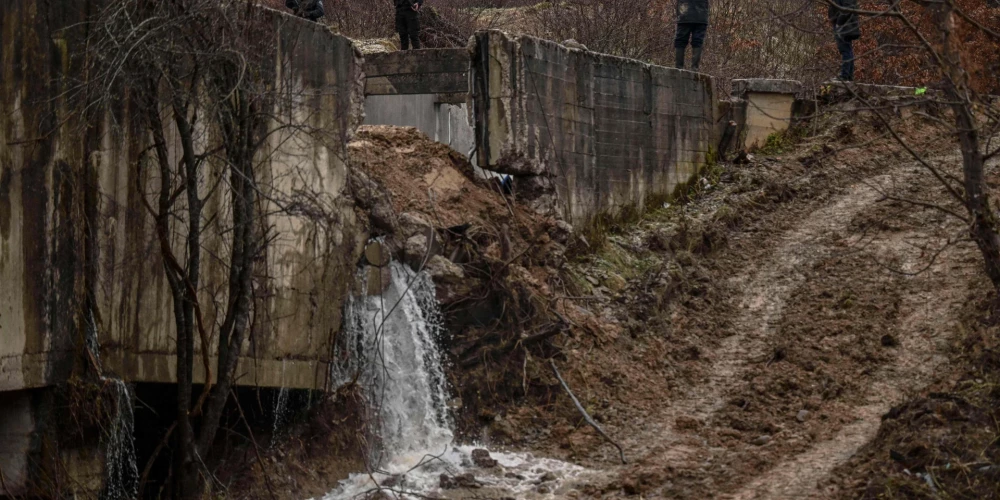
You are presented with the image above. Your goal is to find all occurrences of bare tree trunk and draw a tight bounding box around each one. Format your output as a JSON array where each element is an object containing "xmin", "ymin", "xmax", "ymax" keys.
[{"xmin": 938, "ymin": 0, "xmax": 1000, "ymax": 292}]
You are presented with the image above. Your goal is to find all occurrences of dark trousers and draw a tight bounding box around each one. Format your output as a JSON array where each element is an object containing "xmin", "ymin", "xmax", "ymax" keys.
[
  {"xmin": 396, "ymin": 10, "xmax": 420, "ymax": 50},
  {"xmin": 675, "ymin": 23, "xmax": 707, "ymax": 49},
  {"xmin": 835, "ymin": 35, "xmax": 855, "ymax": 81}
]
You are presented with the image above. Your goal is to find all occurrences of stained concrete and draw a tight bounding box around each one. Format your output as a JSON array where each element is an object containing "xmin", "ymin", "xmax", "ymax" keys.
[
  {"xmin": 471, "ymin": 31, "xmax": 719, "ymax": 226},
  {"xmin": 0, "ymin": 391, "xmax": 33, "ymax": 495},
  {"xmin": 0, "ymin": 1, "xmax": 367, "ymax": 392},
  {"xmin": 732, "ymin": 79, "xmax": 803, "ymax": 150}
]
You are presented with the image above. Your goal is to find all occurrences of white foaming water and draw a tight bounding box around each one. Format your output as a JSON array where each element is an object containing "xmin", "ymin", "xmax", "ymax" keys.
[
  {"xmin": 102, "ymin": 378, "xmax": 138, "ymax": 500},
  {"xmin": 321, "ymin": 262, "xmax": 592, "ymax": 499}
]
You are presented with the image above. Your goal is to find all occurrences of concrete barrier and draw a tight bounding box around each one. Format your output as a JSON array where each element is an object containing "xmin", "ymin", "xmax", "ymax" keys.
[
  {"xmin": 470, "ymin": 31, "xmax": 720, "ymax": 226},
  {"xmin": 0, "ymin": 2, "xmax": 366, "ymax": 394},
  {"xmin": 731, "ymin": 79, "xmax": 803, "ymax": 150}
]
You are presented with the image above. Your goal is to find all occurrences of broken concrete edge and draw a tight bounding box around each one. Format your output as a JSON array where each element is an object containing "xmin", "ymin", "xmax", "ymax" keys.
[
  {"xmin": 469, "ymin": 29, "xmax": 719, "ymax": 229},
  {"xmin": 732, "ymin": 78, "xmax": 804, "ymax": 98}
]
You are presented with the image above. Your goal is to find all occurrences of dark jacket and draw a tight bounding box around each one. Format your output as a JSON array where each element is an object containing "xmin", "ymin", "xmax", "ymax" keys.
[
  {"xmin": 829, "ymin": 0, "xmax": 861, "ymax": 40},
  {"xmin": 395, "ymin": 0, "xmax": 424, "ymax": 13},
  {"xmin": 286, "ymin": 0, "xmax": 325, "ymax": 21},
  {"xmin": 676, "ymin": 0, "xmax": 709, "ymax": 25}
]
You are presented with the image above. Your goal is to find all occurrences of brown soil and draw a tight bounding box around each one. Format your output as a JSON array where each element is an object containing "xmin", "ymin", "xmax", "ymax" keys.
[
  {"xmin": 230, "ymin": 113, "xmax": 999, "ymax": 499},
  {"xmin": 478, "ymin": 113, "xmax": 996, "ymax": 499}
]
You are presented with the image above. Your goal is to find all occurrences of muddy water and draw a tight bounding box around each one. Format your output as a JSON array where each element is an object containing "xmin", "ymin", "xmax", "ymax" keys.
[{"xmin": 322, "ymin": 262, "xmax": 595, "ymax": 499}]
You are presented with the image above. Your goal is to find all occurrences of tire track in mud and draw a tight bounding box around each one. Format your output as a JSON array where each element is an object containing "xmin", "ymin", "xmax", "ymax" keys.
[
  {"xmin": 728, "ymin": 172, "xmax": 972, "ymax": 500},
  {"xmin": 629, "ymin": 170, "xmax": 910, "ymax": 468},
  {"xmin": 617, "ymin": 157, "xmax": 975, "ymax": 499}
]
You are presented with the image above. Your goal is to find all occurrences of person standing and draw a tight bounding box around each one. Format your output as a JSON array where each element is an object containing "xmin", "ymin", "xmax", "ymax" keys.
[
  {"xmin": 285, "ymin": 0, "xmax": 325, "ymax": 22},
  {"xmin": 829, "ymin": 0, "xmax": 861, "ymax": 81},
  {"xmin": 674, "ymin": 0, "xmax": 709, "ymax": 71},
  {"xmin": 396, "ymin": 0, "xmax": 424, "ymax": 51}
]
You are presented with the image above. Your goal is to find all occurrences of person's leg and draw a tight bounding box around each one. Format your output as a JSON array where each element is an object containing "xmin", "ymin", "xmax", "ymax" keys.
[
  {"xmin": 690, "ymin": 24, "xmax": 707, "ymax": 71},
  {"xmin": 835, "ymin": 35, "xmax": 852, "ymax": 80},
  {"xmin": 845, "ymin": 38, "xmax": 855, "ymax": 81},
  {"xmin": 407, "ymin": 11, "xmax": 421, "ymax": 50},
  {"xmin": 675, "ymin": 23, "xmax": 692, "ymax": 69},
  {"xmin": 396, "ymin": 12, "xmax": 409, "ymax": 50}
]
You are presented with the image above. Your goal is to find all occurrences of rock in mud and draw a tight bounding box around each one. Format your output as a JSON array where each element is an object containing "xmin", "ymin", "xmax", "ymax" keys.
[
  {"xmin": 404, "ymin": 233, "xmax": 434, "ymax": 267},
  {"xmin": 425, "ymin": 255, "xmax": 475, "ymax": 304},
  {"xmin": 426, "ymin": 255, "xmax": 465, "ymax": 280},
  {"xmin": 439, "ymin": 472, "xmax": 480, "ymax": 489},
  {"xmin": 752, "ymin": 435, "xmax": 772, "ymax": 446},
  {"xmin": 549, "ymin": 220, "xmax": 574, "ymax": 244},
  {"xmin": 797, "ymin": 410, "xmax": 811, "ymax": 423},
  {"xmin": 604, "ymin": 272, "xmax": 627, "ymax": 292},
  {"xmin": 538, "ymin": 471, "xmax": 558, "ymax": 483},
  {"xmin": 398, "ymin": 212, "xmax": 433, "ymax": 239},
  {"xmin": 471, "ymin": 448, "xmax": 498, "ymax": 468}
]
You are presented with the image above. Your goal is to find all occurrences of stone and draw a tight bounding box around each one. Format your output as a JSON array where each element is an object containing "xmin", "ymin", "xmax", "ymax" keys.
[
  {"xmin": 796, "ymin": 410, "xmax": 810, "ymax": 423},
  {"xmin": 397, "ymin": 212, "xmax": 433, "ymax": 239},
  {"xmin": 369, "ymin": 201, "xmax": 395, "ymax": 233},
  {"xmin": 404, "ymin": 234, "xmax": 432, "ymax": 267},
  {"xmin": 752, "ymin": 435, "xmax": 772, "ymax": 446},
  {"xmin": 538, "ymin": 471, "xmax": 558, "ymax": 483},
  {"xmin": 604, "ymin": 273, "xmax": 627, "ymax": 292},
  {"xmin": 562, "ymin": 39, "xmax": 588, "ymax": 51},
  {"xmin": 549, "ymin": 220, "xmax": 574, "ymax": 244},
  {"xmin": 425, "ymin": 255, "xmax": 465, "ymax": 281},
  {"xmin": 439, "ymin": 472, "xmax": 480, "ymax": 489},
  {"xmin": 471, "ymin": 448, "xmax": 498, "ymax": 468},
  {"xmin": 424, "ymin": 255, "xmax": 475, "ymax": 304}
]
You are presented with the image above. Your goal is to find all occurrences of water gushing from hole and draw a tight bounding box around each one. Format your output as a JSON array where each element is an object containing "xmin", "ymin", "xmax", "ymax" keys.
[
  {"xmin": 102, "ymin": 378, "xmax": 138, "ymax": 500},
  {"xmin": 322, "ymin": 262, "xmax": 590, "ymax": 499}
]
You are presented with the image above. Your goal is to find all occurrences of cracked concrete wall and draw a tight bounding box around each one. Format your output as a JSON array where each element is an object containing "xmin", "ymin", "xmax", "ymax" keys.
[
  {"xmin": 471, "ymin": 31, "xmax": 719, "ymax": 226},
  {"xmin": 1, "ymin": 1, "xmax": 367, "ymax": 393}
]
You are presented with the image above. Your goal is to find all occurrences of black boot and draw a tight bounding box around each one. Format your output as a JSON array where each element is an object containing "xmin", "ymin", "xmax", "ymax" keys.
[
  {"xmin": 691, "ymin": 47, "xmax": 704, "ymax": 72},
  {"xmin": 675, "ymin": 47, "xmax": 686, "ymax": 69}
]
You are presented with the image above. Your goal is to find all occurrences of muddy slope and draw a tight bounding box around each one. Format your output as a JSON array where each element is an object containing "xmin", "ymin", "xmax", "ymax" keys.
[{"xmin": 493, "ymin": 115, "xmax": 992, "ymax": 499}]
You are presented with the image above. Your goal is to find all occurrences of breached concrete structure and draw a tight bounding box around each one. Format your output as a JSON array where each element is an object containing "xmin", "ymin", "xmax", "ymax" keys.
[
  {"xmin": 1, "ymin": 0, "xmax": 366, "ymax": 493},
  {"xmin": 363, "ymin": 49, "xmax": 477, "ymax": 160},
  {"xmin": 1, "ymin": 2, "xmax": 804, "ymax": 492},
  {"xmin": 469, "ymin": 31, "xmax": 724, "ymax": 226}
]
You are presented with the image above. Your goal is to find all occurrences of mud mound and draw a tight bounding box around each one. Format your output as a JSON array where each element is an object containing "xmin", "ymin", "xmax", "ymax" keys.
[{"xmin": 349, "ymin": 125, "xmax": 524, "ymax": 231}]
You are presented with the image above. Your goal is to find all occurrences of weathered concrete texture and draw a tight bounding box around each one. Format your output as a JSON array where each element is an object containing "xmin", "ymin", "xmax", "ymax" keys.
[
  {"xmin": 733, "ymin": 78, "xmax": 803, "ymax": 97},
  {"xmin": 0, "ymin": 0, "xmax": 92, "ymax": 393},
  {"xmin": 364, "ymin": 49, "xmax": 470, "ymax": 96},
  {"xmin": 1, "ymin": 1, "xmax": 367, "ymax": 391},
  {"xmin": 364, "ymin": 95, "xmax": 477, "ymax": 159},
  {"xmin": 741, "ymin": 92, "xmax": 798, "ymax": 150},
  {"xmin": 730, "ymin": 79, "xmax": 802, "ymax": 151},
  {"xmin": 471, "ymin": 31, "xmax": 718, "ymax": 226},
  {"xmin": 0, "ymin": 391, "xmax": 33, "ymax": 494}
]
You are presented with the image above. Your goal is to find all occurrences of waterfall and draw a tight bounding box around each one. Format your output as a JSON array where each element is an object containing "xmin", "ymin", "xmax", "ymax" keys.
[
  {"xmin": 322, "ymin": 262, "xmax": 590, "ymax": 499},
  {"xmin": 336, "ymin": 262, "xmax": 453, "ymax": 465},
  {"xmin": 271, "ymin": 361, "xmax": 290, "ymax": 449},
  {"xmin": 102, "ymin": 378, "xmax": 138, "ymax": 500}
]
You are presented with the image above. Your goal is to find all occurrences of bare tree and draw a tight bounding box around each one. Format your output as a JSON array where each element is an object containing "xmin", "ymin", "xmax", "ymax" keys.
[
  {"xmin": 78, "ymin": 1, "xmax": 338, "ymax": 496},
  {"xmin": 816, "ymin": 0, "xmax": 1000, "ymax": 291}
]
